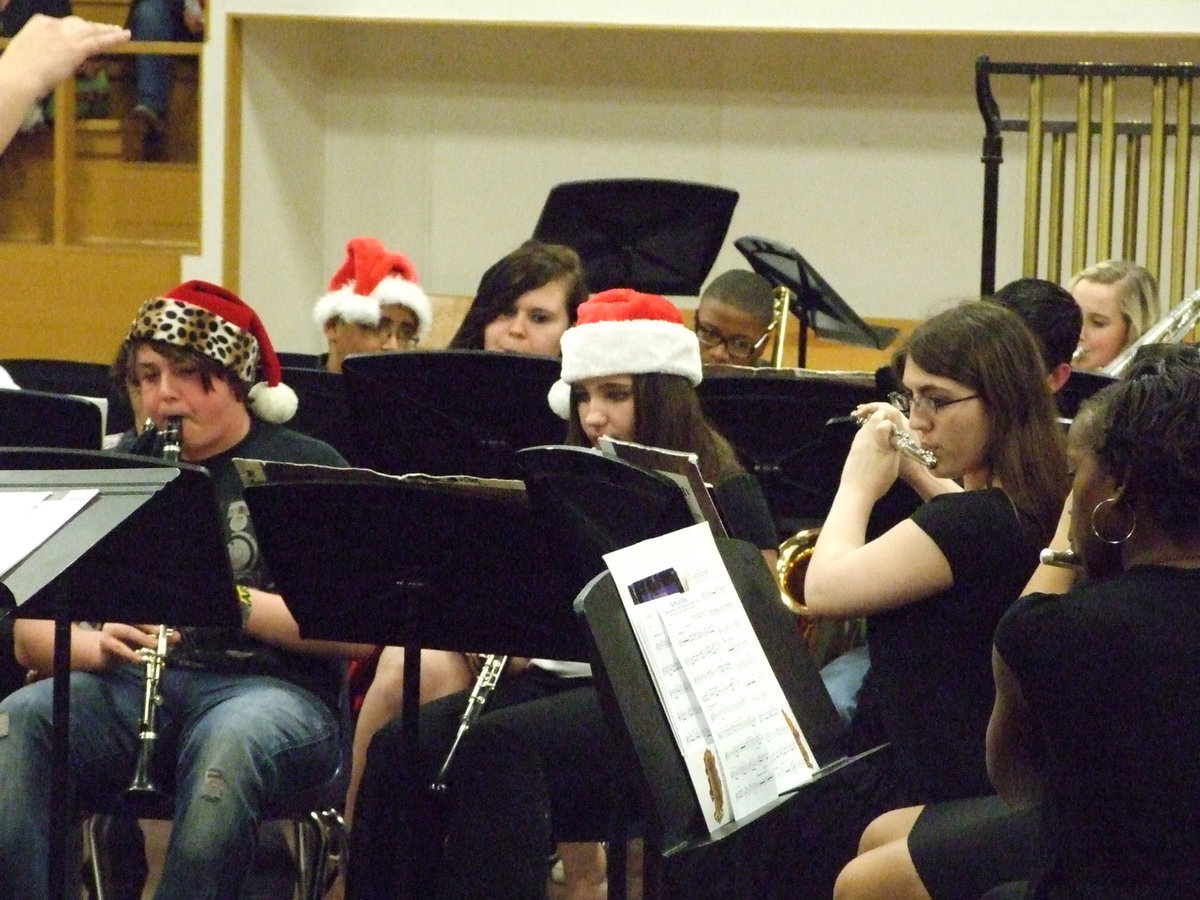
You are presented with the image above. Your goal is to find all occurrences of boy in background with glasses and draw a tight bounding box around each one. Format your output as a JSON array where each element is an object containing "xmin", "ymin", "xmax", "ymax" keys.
[
  {"xmin": 313, "ymin": 236, "xmax": 433, "ymax": 374},
  {"xmin": 694, "ymin": 269, "xmax": 777, "ymax": 366}
]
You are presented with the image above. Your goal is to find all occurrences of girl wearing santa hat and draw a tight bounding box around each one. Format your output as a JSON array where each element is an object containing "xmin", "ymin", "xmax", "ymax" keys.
[{"xmin": 348, "ymin": 288, "xmax": 778, "ymax": 899}]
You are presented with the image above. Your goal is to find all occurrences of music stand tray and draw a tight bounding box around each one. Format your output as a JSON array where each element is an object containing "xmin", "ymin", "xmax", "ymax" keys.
[
  {"xmin": 533, "ymin": 179, "xmax": 739, "ymax": 295},
  {"xmin": 735, "ymin": 234, "xmax": 898, "ymax": 367}
]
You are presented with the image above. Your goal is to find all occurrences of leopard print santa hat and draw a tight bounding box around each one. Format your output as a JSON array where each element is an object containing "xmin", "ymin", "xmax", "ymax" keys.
[{"xmin": 125, "ymin": 280, "xmax": 298, "ymax": 423}]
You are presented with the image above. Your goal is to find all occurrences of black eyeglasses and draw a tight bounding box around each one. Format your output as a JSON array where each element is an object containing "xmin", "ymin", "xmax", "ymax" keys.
[
  {"xmin": 888, "ymin": 391, "xmax": 980, "ymax": 416},
  {"xmin": 694, "ymin": 322, "xmax": 774, "ymax": 361}
]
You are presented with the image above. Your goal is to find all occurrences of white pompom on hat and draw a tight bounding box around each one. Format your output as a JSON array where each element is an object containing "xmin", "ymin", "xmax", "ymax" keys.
[
  {"xmin": 547, "ymin": 288, "xmax": 703, "ymax": 419},
  {"xmin": 126, "ymin": 280, "xmax": 299, "ymax": 423},
  {"xmin": 313, "ymin": 236, "xmax": 433, "ymax": 341}
]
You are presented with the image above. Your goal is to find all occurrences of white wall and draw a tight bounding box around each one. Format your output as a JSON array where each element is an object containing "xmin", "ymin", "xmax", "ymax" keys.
[{"xmin": 195, "ymin": 4, "xmax": 1200, "ymax": 352}]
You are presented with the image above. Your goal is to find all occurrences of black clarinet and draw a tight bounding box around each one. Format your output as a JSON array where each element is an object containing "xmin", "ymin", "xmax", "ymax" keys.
[
  {"xmin": 127, "ymin": 416, "xmax": 182, "ymax": 800},
  {"xmin": 431, "ymin": 653, "xmax": 509, "ymax": 792}
]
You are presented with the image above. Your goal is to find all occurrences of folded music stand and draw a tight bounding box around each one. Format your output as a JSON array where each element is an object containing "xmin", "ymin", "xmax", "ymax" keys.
[
  {"xmin": 341, "ymin": 350, "xmax": 564, "ymax": 478},
  {"xmin": 735, "ymin": 235, "xmax": 898, "ymax": 367},
  {"xmin": 0, "ymin": 448, "xmax": 239, "ymax": 900},
  {"xmin": 0, "ymin": 386, "xmax": 105, "ymax": 450},
  {"xmin": 532, "ymin": 179, "xmax": 739, "ymax": 294}
]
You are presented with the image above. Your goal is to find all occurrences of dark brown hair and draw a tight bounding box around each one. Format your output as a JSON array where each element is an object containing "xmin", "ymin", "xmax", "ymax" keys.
[
  {"xmin": 565, "ymin": 372, "xmax": 743, "ymax": 485},
  {"xmin": 448, "ymin": 240, "xmax": 588, "ymax": 351}
]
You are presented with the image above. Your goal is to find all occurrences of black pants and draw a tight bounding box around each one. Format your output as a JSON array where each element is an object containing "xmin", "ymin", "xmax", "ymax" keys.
[{"xmin": 347, "ymin": 670, "xmax": 622, "ymax": 900}]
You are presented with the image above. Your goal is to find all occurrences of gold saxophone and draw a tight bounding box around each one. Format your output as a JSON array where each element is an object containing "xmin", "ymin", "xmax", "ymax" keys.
[{"xmin": 127, "ymin": 415, "xmax": 182, "ymax": 801}]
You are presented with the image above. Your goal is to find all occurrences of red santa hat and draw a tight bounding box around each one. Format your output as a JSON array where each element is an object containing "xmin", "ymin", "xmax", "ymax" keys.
[
  {"xmin": 547, "ymin": 288, "xmax": 703, "ymax": 418},
  {"xmin": 313, "ymin": 236, "xmax": 433, "ymax": 341},
  {"xmin": 125, "ymin": 280, "xmax": 299, "ymax": 423}
]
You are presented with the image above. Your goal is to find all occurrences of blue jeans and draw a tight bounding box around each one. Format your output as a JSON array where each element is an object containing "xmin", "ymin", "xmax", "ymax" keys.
[
  {"xmin": 820, "ymin": 644, "xmax": 871, "ymax": 726},
  {"xmin": 128, "ymin": 0, "xmax": 190, "ymax": 116},
  {"xmin": 0, "ymin": 664, "xmax": 339, "ymax": 900}
]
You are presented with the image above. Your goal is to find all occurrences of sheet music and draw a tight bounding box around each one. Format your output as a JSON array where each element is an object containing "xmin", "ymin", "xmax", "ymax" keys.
[
  {"xmin": 0, "ymin": 489, "xmax": 99, "ymax": 580},
  {"xmin": 603, "ymin": 522, "xmax": 815, "ymax": 832}
]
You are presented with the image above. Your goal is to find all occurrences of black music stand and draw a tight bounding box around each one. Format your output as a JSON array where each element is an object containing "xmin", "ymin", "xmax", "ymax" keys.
[
  {"xmin": 340, "ymin": 350, "xmax": 564, "ymax": 478},
  {"xmin": 0, "ymin": 386, "xmax": 104, "ymax": 450},
  {"xmin": 575, "ymin": 538, "xmax": 869, "ymax": 898},
  {"xmin": 279, "ymin": 366, "xmax": 359, "ymax": 463},
  {"xmin": 242, "ymin": 472, "xmax": 588, "ymax": 896},
  {"xmin": 0, "ymin": 448, "xmax": 239, "ymax": 900},
  {"xmin": 734, "ymin": 235, "xmax": 898, "ymax": 367},
  {"xmin": 696, "ymin": 372, "xmax": 878, "ymax": 536},
  {"xmin": 532, "ymin": 179, "xmax": 739, "ymax": 294},
  {"xmin": 0, "ymin": 358, "xmax": 134, "ymax": 437}
]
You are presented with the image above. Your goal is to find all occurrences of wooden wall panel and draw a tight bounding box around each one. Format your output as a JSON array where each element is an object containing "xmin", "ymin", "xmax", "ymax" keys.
[{"xmin": 0, "ymin": 245, "xmax": 182, "ymax": 363}]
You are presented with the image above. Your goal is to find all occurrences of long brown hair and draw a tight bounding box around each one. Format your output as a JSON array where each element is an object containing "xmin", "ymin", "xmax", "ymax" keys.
[
  {"xmin": 893, "ymin": 301, "xmax": 1067, "ymax": 544},
  {"xmin": 565, "ymin": 372, "xmax": 743, "ymax": 485},
  {"xmin": 449, "ymin": 241, "xmax": 588, "ymax": 350}
]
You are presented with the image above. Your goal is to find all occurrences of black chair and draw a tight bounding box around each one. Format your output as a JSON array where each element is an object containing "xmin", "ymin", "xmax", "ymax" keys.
[
  {"xmin": 83, "ymin": 685, "xmax": 354, "ymax": 900},
  {"xmin": 0, "ymin": 358, "xmax": 133, "ymax": 436},
  {"xmin": 574, "ymin": 537, "xmax": 863, "ymax": 899}
]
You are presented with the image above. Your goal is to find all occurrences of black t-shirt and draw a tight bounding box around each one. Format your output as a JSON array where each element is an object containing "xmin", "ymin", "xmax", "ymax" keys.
[
  {"xmin": 996, "ymin": 567, "xmax": 1200, "ymax": 899},
  {"xmin": 119, "ymin": 419, "xmax": 347, "ymax": 712},
  {"xmin": 859, "ymin": 488, "xmax": 1041, "ymax": 803}
]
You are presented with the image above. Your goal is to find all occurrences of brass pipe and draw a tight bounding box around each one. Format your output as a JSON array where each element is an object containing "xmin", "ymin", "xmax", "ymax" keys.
[
  {"xmin": 1170, "ymin": 76, "xmax": 1192, "ymax": 305},
  {"xmin": 1048, "ymin": 132, "xmax": 1068, "ymax": 283},
  {"xmin": 1096, "ymin": 76, "xmax": 1118, "ymax": 259},
  {"xmin": 1072, "ymin": 73, "xmax": 1093, "ymax": 276},
  {"xmin": 1023, "ymin": 74, "xmax": 1045, "ymax": 276},
  {"xmin": 1122, "ymin": 134, "xmax": 1142, "ymax": 262},
  {"xmin": 1146, "ymin": 74, "xmax": 1168, "ymax": 287},
  {"xmin": 769, "ymin": 285, "xmax": 791, "ymax": 369}
]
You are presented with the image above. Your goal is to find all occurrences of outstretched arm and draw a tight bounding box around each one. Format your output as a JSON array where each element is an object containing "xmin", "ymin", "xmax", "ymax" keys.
[{"xmin": 0, "ymin": 14, "xmax": 130, "ymax": 152}]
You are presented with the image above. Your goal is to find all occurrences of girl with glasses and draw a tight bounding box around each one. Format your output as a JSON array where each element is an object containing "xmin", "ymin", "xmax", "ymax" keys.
[{"xmin": 803, "ymin": 301, "xmax": 1068, "ymax": 885}]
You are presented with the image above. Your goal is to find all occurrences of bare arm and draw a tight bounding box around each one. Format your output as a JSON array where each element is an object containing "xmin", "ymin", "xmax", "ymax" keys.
[
  {"xmin": 242, "ymin": 586, "xmax": 376, "ymax": 659},
  {"xmin": 0, "ymin": 15, "xmax": 130, "ymax": 153},
  {"xmin": 1021, "ymin": 493, "xmax": 1077, "ymax": 597},
  {"xmin": 986, "ymin": 647, "xmax": 1044, "ymax": 806},
  {"xmin": 14, "ymin": 619, "xmax": 157, "ymax": 675},
  {"xmin": 804, "ymin": 407, "xmax": 953, "ymax": 619}
]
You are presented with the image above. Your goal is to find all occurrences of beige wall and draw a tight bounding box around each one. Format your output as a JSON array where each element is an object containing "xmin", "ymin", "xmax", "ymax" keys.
[{"xmin": 222, "ymin": 18, "xmax": 1200, "ymax": 354}]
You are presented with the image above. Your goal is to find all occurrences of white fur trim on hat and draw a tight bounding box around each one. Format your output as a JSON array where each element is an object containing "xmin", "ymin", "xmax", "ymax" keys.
[
  {"xmin": 247, "ymin": 381, "xmax": 299, "ymax": 424},
  {"xmin": 547, "ymin": 319, "xmax": 703, "ymax": 419},
  {"xmin": 371, "ymin": 274, "xmax": 433, "ymax": 341},
  {"xmin": 313, "ymin": 286, "xmax": 381, "ymax": 329}
]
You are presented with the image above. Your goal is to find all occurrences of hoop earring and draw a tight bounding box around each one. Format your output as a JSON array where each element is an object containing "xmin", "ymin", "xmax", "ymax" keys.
[{"xmin": 1091, "ymin": 497, "xmax": 1136, "ymax": 545}]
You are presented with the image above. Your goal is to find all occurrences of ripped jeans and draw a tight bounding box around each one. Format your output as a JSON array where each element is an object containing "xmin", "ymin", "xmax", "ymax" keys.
[{"xmin": 0, "ymin": 664, "xmax": 338, "ymax": 900}]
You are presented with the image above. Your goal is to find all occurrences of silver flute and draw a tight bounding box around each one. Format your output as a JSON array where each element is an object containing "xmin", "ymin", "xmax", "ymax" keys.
[
  {"xmin": 431, "ymin": 653, "xmax": 509, "ymax": 792},
  {"xmin": 128, "ymin": 415, "xmax": 182, "ymax": 800},
  {"xmin": 849, "ymin": 412, "xmax": 938, "ymax": 469}
]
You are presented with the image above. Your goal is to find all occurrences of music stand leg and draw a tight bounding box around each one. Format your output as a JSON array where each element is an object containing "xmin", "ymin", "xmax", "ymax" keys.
[
  {"xmin": 49, "ymin": 616, "xmax": 72, "ymax": 900},
  {"xmin": 401, "ymin": 638, "xmax": 423, "ymax": 898}
]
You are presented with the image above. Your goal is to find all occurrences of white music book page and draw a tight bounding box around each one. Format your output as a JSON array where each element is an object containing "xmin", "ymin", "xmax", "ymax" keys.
[
  {"xmin": 0, "ymin": 489, "xmax": 99, "ymax": 581},
  {"xmin": 602, "ymin": 522, "xmax": 815, "ymax": 833}
]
